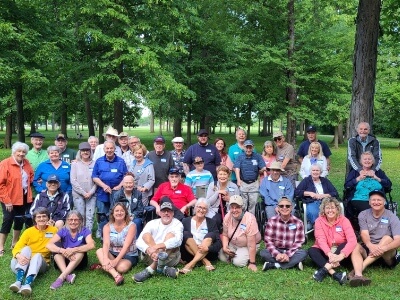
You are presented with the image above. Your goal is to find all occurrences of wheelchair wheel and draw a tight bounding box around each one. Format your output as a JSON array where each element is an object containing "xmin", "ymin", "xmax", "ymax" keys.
[{"xmin": 255, "ymin": 201, "xmax": 266, "ymax": 234}]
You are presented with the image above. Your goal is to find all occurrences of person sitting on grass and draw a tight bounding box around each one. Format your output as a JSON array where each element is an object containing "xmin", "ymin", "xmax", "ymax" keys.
[
  {"xmin": 219, "ymin": 195, "xmax": 261, "ymax": 272},
  {"xmin": 180, "ymin": 198, "xmax": 222, "ymax": 274},
  {"xmin": 9, "ymin": 207, "xmax": 58, "ymax": 296},
  {"xmin": 95, "ymin": 203, "xmax": 138, "ymax": 286},
  {"xmin": 260, "ymin": 197, "xmax": 307, "ymax": 272},
  {"xmin": 133, "ymin": 200, "xmax": 183, "ymax": 283},
  {"xmin": 349, "ymin": 190, "xmax": 400, "ymax": 287},
  {"xmin": 184, "ymin": 156, "xmax": 213, "ymax": 198},
  {"xmin": 309, "ymin": 197, "xmax": 357, "ymax": 285},
  {"xmin": 30, "ymin": 174, "xmax": 70, "ymax": 230},
  {"xmin": 46, "ymin": 210, "xmax": 95, "ymax": 290}
]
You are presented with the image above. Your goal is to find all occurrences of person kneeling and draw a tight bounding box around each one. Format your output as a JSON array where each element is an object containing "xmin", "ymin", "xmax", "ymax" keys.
[
  {"xmin": 260, "ymin": 197, "xmax": 307, "ymax": 271},
  {"xmin": 133, "ymin": 200, "xmax": 183, "ymax": 283},
  {"xmin": 349, "ymin": 190, "xmax": 400, "ymax": 287}
]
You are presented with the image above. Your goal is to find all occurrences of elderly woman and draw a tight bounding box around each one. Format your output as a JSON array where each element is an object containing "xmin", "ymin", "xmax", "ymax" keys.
[
  {"xmin": 33, "ymin": 145, "xmax": 72, "ymax": 195},
  {"xmin": 219, "ymin": 195, "xmax": 261, "ymax": 271},
  {"xmin": 295, "ymin": 164, "xmax": 339, "ymax": 227},
  {"xmin": 206, "ymin": 165, "xmax": 240, "ymax": 229},
  {"xmin": 309, "ymin": 197, "xmax": 357, "ymax": 285},
  {"xmin": 111, "ymin": 172, "xmax": 144, "ymax": 238},
  {"xmin": 30, "ymin": 175, "xmax": 70, "ymax": 229},
  {"xmin": 128, "ymin": 144, "xmax": 155, "ymax": 206},
  {"xmin": 88, "ymin": 136, "xmax": 99, "ymax": 155},
  {"xmin": 9, "ymin": 207, "xmax": 58, "ymax": 296},
  {"xmin": 95, "ymin": 203, "xmax": 137, "ymax": 286},
  {"xmin": 261, "ymin": 140, "xmax": 276, "ymax": 179},
  {"xmin": 46, "ymin": 210, "xmax": 95, "ymax": 289},
  {"xmin": 299, "ymin": 142, "xmax": 328, "ymax": 179},
  {"xmin": 344, "ymin": 151, "xmax": 391, "ymax": 217},
  {"xmin": 214, "ymin": 138, "xmax": 233, "ymax": 170},
  {"xmin": 180, "ymin": 198, "xmax": 222, "ymax": 274},
  {"xmin": 0, "ymin": 142, "xmax": 34, "ymax": 256},
  {"xmin": 71, "ymin": 142, "xmax": 97, "ymax": 231}
]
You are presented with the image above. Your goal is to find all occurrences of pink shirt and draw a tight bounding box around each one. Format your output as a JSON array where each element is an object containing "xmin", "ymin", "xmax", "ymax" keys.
[{"xmin": 222, "ymin": 211, "xmax": 261, "ymax": 247}]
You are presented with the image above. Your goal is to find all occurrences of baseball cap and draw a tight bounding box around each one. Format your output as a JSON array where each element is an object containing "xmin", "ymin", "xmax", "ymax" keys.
[
  {"xmin": 47, "ymin": 174, "xmax": 60, "ymax": 183},
  {"xmin": 154, "ymin": 136, "xmax": 165, "ymax": 143},
  {"xmin": 273, "ymin": 131, "xmax": 284, "ymax": 138},
  {"xmin": 369, "ymin": 189, "xmax": 385, "ymax": 198},
  {"xmin": 168, "ymin": 167, "xmax": 180, "ymax": 175},
  {"xmin": 55, "ymin": 133, "xmax": 67, "ymax": 141},
  {"xmin": 160, "ymin": 202, "xmax": 173, "ymax": 211},
  {"xmin": 306, "ymin": 125, "xmax": 317, "ymax": 133},
  {"xmin": 197, "ymin": 129, "xmax": 209, "ymax": 136},
  {"xmin": 244, "ymin": 140, "xmax": 254, "ymax": 147},
  {"xmin": 79, "ymin": 142, "xmax": 91, "ymax": 150},
  {"xmin": 229, "ymin": 195, "xmax": 244, "ymax": 206},
  {"xmin": 119, "ymin": 132, "xmax": 129, "ymax": 137}
]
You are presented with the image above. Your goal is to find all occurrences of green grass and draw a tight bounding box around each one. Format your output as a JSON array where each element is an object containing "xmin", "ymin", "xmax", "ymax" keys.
[{"xmin": 0, "ymin": 127, "xmax": 400, "ymax": 299}]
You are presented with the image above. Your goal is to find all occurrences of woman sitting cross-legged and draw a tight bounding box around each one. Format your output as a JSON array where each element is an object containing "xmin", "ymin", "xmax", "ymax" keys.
[
  {"xmin": 95, "ymin": 203, "xmax": 138, "ymax": 286},
  {"xmin": 308, "ymin": 197, "xmax": 357, "ymax": 285},
  {"xmin": 46, "ymin": 210, "xmax": 95, "ymax": 290},
  {"xmin": 9, "ymin": 207, "xmax": 58, "ymax": 296},
  {"xmin": 180, "ymin": 198, "xmax": 222, "ymax": 274}
]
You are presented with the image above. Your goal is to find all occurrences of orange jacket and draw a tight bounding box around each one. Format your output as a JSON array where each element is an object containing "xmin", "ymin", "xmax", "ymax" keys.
[{"xmin": 0, "ymin": 157, "xmax": 34, "ymax": 205}]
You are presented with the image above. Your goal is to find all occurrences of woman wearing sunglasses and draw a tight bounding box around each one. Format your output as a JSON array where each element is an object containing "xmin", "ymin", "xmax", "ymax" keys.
[{"xmin": 260, "ymin": 197, "xmax": 307, "ymax": 271}]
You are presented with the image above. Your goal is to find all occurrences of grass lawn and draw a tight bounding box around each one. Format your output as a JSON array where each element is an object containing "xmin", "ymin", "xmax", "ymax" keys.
[{"xmin": 0, "ymin": 127, "xmax": 400, "ymax": 299}]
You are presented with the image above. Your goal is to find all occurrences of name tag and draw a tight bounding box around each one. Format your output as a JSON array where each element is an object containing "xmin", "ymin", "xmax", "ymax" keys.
[
  {"xmin": 335, "ymin": 226, "xmax": 342, "ymax": 232},
  {"xmin": 200, "ymin": 228, "xmax": 208, "ymax": 233},
  {"xmin": 288, "ymin": 224, "xmax": 296, "ymax": 230},
  {"xmin": 62, "ymin": 165, "xmax": 69, "ymax": 168},
  {"xmin": 206, "ymin": 149, "xmax": 211, "ymax": 152},
  {"xmin": 234, "ymin": 152, "xmax": 239, "ymax": 155},
  {"xmin": 381, "ymin": 217, "xmax": 389, "ymax": 224},
  {"xmin": 111, "ymin": 169, "xmax": 118, "ymax": 172},
  {"xmin": 228, "ymin": 187, "xmax": 234, "ymax": 192},
  {"xmin": 132, "ymin": 198, "xmax": 137, "ymax": 203},
  {"xmin": 279, "ymin": 186, "xmax": 285, "ymax": 190},
  {"xmin": 110, "ymin": 232, "xmax": 118, "ymax": 237},
  {"xmin": 175, "ymin": 190, "xmax": 182, "ymax": 194},
  {"xmin": 279, "ymin": 156, "xmax": 284, "ymax": 160},
  {"xmin": 78, "ymin": 236, "xmax": 83, "ymax": 241},
  {"xmin": 240, "ymin": 223, "xmax": 246, "ymax": 230},
  {"xmin": 252, "ymin": 159, "xmax": 257, "ymax": 166},
  {"xmin": 64, "ymin": 154, "xmax": 70, "ymax": 157},
  {"xmin": 161, "ymin": 158, "xmax": 166, "ymax": 162},
  {"xmin": 45, "ymin": 232, "xmax": 54, "ymax": 238}
]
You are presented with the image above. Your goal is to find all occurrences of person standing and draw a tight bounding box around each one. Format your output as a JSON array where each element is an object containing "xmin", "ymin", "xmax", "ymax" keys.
[
  {"xmin": 273, "ymin": 131, "xmax": 298, "ymax": 188},
  {"xmin": 26, "ymin": 132, "xmax": 48, "ymax": 171},
  {"xmin": 93, "ymin": 127, "xmax": 122, "ymax": 161},
  {"xmin": 228, "ymin": 128, "xmax": 247, "ymax": 183},
  {"xmin": 147, "ymin": 136, "xmax": 174, "ymax": 190},
  {"xmin": 54, "ymin": 134, "xmax": 77, "ymax": 164},
  {"xmin": 171, "ymin": 137, "xmax": 186, "ymax": 179}
]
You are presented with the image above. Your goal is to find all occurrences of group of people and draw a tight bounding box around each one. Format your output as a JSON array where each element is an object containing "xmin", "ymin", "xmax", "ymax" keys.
[{"xmin": 0, "ymin": 121, "xmax": 398, "ymax": 295}]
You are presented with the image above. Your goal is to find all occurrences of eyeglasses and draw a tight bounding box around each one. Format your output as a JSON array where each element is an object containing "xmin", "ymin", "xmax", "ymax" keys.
[
  {"xmin": 274, "ymin": 137, "xmax": 283, "ymax": 142},
  {"xmin": 278, "ymin": 204, "xmax": 291, "ymax": 208},
  {"xmin": 48, "ymin": 181, "xmax": 59, "ymax": 185},
  {"xmin": 194, "ymin": 161, "xmax": 204, "ymax": 165},
  {"xmin": 196, "ymin": 206, "xmax": 207, "ymax": 211},
  {"xmin": 35, "ymin": 215, "xmax": 48, "ymax": 219},
  {"xmin": 67, "ymin": 218, "xmax": 80, "ymax": 222}
]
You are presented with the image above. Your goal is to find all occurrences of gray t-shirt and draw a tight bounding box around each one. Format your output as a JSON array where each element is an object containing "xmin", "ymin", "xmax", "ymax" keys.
[{"xmin": 359, "ymin": 209, "xmax": 400, "ymax": 244}]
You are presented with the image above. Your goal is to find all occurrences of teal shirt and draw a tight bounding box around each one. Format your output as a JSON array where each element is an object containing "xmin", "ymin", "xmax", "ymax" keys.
[
  {"xmin": 26, "ymin": 149, "xmax": 49, "ymax": 171},
  {"xmin": 353, "ymin": 177, "xmax": 382, "ymax": 201},
  {"xmin": 184, "ymin": 169, "xmax": 213, "ymax": 197}
]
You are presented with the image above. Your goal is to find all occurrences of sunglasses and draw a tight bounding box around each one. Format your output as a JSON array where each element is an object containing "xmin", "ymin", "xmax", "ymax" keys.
[
  {"xmin": 194, "ymin": 161, "xmax": 204, "ymax": 165},
  {"xmin": 278, "ymin": 204, "xmax": 291, "ymax": 208},
  {"xmin": 274, "ymin": 137, "xmax": 283, "ymax": 142}
]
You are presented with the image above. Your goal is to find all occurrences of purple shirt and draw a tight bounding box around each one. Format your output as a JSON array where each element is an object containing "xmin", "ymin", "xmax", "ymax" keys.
[{"xmin": 57, "ymin": 227, "xmax": 91, "ymax": 248}]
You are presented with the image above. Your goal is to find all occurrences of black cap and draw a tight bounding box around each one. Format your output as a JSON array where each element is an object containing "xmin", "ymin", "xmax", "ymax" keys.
[
  {"xmin": 29, "ymin": 132, "xmax": 45, "ymax": 138},
  {"xmin": 369, "ymin": 189, "xmax": 386, "ymax": 198},
  {"xmin": 306, "ymin": 125, "xmax": 317, "ymax": 133},
  {"xmin": 47, "ymin": 174, "xmax": 60, "ymax": 183},
  {"xmin": 55, "ymin": 133, "xmax": 67, "ymax": 140},
  {"xmin": 168, "ymin": 167, "xmax": 180, "ymax": 175},
  {"xmin": 153, "ymin": 136, "xmax": 165, "ymax": 143},
  {"xmin": 197, "ymin": 129, "xmax": 209, "ymax": 136}
]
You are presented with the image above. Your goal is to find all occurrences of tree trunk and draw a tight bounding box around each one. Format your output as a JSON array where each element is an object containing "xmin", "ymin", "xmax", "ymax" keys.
[
  {"xmin": 149, "ymin": 109, "xmax": 155, "ymax": 133},
  {"xmin": 173, "ymin": 118, "xmax": 182, "ymax": 137},
  {"xmin": 186, "ymin": 103, "xmax": 192, "ymax": 145},
  {"xmin": 334, "ymin": 125, "xmax": 339, "ymax": 149},
  {"xmin": 84, "ymin": 91, "xmax": 95, "ymax": 137},
  {"xmin": 98, "ymin": 89, "xmax": 105, "ymax": 144},
  {"xmin": 338, "ymin": 123, "xmax": 344, "ymax": 144},
  {"xmin": 30, "ymin": 119, "xmax": 36, "ymax": 134},
  {"xmin": 61, "ymin": 92, "xmax": 68, "ymax": 137},
  {"xmin": 349, "ymin": 0, "xmax": 381, "ymax": 137},
  {"xmin": 286, "ymin": 0, "xmax": 297, "ymax": 147},
  {"xmin": 15, "ymin": 84, "xmax": 25, "ymax": 142},
  {"xmin": 4, "ymin": 100, "xmax": 13, "ymax": 148},
  {"xmin": 113, "ymin": 100, "xmax": 123, "ymax": 133}
]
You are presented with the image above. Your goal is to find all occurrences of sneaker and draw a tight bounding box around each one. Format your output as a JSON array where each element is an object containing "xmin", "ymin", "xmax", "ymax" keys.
[
  {"xmin": 313, "ymin": 267, "xmax": 328, "ymax": 282},
  {"xmin": 349, "ymin": 275, "xmax": 366, "ymax": 287},
  {"xmin": 392, "ymin": 252, "xmax": 400, "ymax": 268},
  {"xmin": 163, "ymin": 266, "xmax": 179, "ymax": 279},
  {"xmin": 50, "ymin": 278, "xmax": 64, "ymax": 290},
  {"xmin": 133, "ymin": 268, "xmax": 152, "ymax": 283},
  {"xmin": 158, "ymin": 251, "xmax": 168, "ymax": 260},
  {"xmin": 20, "ymin": 284, "xmax": 32, "ymax": 296},
  {"xmin": 348, "ymin": 270, "xmax": 355, "ymax": 280},
  {"xmin": 66, "ymin": 274, "xmax": 76, "ymax": 284},
  {"xmin": 262, "ymin": 262, "xmax": 276, "ymax": 271},
  {"xmin": 298, "ymin": 262, "xmax": 304, "ymax": 271},
  {"xmin": 9, "ymin": 281, "xmax": 21, "ymax": 293},
  {"xmin": 333, "ymin": 272, "xmax": 347, "ymax": 285}
]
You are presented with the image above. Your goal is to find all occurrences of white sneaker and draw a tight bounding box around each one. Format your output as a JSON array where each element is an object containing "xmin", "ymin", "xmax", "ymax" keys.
[
  {"xmin": 298, "ymin": 262, "xmax": 304, "ymax": 271},
  {"xmin": 9, "ymin": 281, "xmax": 21, "ymax": 293},
  {"xmin": 20, "ymin": 284, "xmax": 32, "ymax": 296}
]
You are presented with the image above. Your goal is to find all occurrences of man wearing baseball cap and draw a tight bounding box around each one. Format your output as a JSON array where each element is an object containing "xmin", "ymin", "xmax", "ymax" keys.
[
  {"xmin": 54, "ymin": 133, "xmax": 77, "ymax": 163},
  {"xmin": 297, "ymin": 125, "xmax": 332, "ymax": 170},
  {"xmin": 147, "ymin": 136, "xmax": 175, "ymax": 190},
  {"xmin": 349, "ymin": 190, "xmax": 400, "ymax": 287},
  {"xmin": 118, "ymin": 132, "xmax": 130, "ymax": 155}
]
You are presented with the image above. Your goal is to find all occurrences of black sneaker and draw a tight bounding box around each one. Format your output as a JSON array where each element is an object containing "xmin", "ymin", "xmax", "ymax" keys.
[
  {"xmin": 133, "ymin": 269, "xmax": 152, "ymax": 283},
  {"xmin": 262, "ymin": 262, "xmax": 276, "ymax": 271},
  {"xmin": 313, "ymin": 267, "xmax": 328, "ymax": 282},
  {"xmin": 163, "ymin": 266, "xmax": 179, "ymax": 279},
  {"xmin": 332, "ymin": 272, "xmax": 347, "ymax": 285}
]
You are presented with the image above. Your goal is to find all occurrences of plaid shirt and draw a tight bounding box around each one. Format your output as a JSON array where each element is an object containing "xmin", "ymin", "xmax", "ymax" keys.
[{"xmin": 264, "ymin": 215, "xmax": 305, "ymax": 258}]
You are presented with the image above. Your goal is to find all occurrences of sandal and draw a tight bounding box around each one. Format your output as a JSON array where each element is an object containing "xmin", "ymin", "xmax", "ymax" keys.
[
  {"xmin": 89, "ymin": 263, "xmax": 102, "ymax": 271},
  {"xmin": 179, "ymin": 268, "xmax": 192, "ymax": 274},
  {"xmin": 205, "ymin": 265, "xmax": 215, "ymax": 272},
  {"xmin": 114, "ymin": 273, "xmax": 124, "ymax": 286},
  {"xmin": 0, "ymin": 250, "xmax": 5, "ymax": 257}
]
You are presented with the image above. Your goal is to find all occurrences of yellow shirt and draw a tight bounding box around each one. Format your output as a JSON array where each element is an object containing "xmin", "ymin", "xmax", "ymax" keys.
[{"xmin": 12, "ymin": 225, "xmax": 58, "ymax": 264}]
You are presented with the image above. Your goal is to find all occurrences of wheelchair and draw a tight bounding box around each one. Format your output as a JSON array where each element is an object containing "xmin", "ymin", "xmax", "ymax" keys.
[{"xmin": 255, "ymin": 200, "xmax": 266, "ymax": 235}]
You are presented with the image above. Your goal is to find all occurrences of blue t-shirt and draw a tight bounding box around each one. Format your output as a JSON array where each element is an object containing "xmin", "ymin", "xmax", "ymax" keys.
[
  {"xmin": 57, "ymin": 227, "xmax": 91, "ymax": 248},
  {"xmin": 33, "ymin": 159, "xmax": 72, "ymax": 193},
  {"xmin": 297, "ymin": 139, "xmax": 332, "ymax": 159},
  {"xmin": 234, "ymin": 152, "xmax": 265, "ymax": 182}
]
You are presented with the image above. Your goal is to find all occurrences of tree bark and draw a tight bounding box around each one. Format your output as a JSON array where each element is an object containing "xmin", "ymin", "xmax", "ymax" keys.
[
  {"xmin": 98, "ymin": 89, "xmax": 105, "ymax": 144},
  {"xmin": 61, "ymin": 92, "xmax": 68, "ymax": 137},
  {"xmin": 15, "ymin": 84, "xmax": 25, "ymax": 142},
  {"xmin": 113, "ymin": 100, "xmax": 123, "ymax": 133},
  {"xmin": 84, "ymin": 91, "xmax": 95, "ymax": 137},
  {"xmin": 349, "ymin": 0, "xmax": 381, "ymax": 137},
  {"xmin": 286, "ymin": 0, "xmax": 297, "ymax": 147},
  {"xmin": 4, "ymin": 100, "xmax": 13, "ymax": 148}
]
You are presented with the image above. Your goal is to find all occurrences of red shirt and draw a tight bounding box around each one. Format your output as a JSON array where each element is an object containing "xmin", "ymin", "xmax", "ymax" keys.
[{"xmin": 152, "ymin": 182, "xmax": 196, "ymax": 209}]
